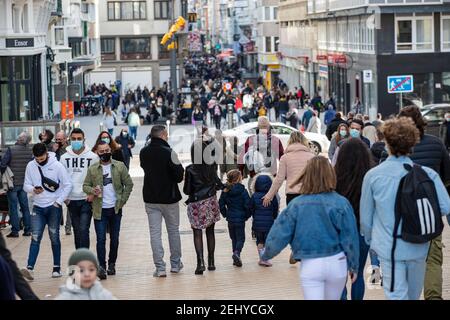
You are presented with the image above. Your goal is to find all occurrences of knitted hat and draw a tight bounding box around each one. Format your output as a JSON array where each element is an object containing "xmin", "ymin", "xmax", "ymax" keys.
[
  {"xmin": 257, "ymin": 116, "xmax": 270, "ymax": 130},
  {"xmin": 68, "ymin": 248, "xmax": 99, "ymax": 270}
]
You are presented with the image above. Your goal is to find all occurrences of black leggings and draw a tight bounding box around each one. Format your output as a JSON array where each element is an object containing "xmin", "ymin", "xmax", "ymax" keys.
[{"xmin": 193, "ymin": 224, "xmax": 216, "ymax": 259}]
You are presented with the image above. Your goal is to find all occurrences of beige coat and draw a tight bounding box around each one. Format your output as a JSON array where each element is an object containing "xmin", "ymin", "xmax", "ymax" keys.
[{"xmin": 265, "ymin": 143, "xmax": 315, "ymax": 200}]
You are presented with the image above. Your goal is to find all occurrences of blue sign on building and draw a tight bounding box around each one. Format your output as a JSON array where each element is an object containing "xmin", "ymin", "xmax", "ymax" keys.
[{"xmin": 387, "ymin": 75, "xmax": 414, "ymax": 94}]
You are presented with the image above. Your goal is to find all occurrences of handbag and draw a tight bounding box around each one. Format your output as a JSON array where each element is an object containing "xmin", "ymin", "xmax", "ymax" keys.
[{"xmin": 38, "ymin": 166, "xmax": 60, "ymax": 193}]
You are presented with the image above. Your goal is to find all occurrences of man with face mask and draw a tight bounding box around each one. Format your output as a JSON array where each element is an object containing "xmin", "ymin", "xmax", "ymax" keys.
[
  {"xmin": 83, "ymin": 142, "xmax": 133, "ymax": 280},
  {"xmin": 114, "ymin": 129, "xmax": 135, "ymax": 170},
  {"xmin": 53, "ymin": 131, "xmax": 68, "ymax": 161},
  {"xmin": 61, "ymin": 128, "xmax": 99, "ymax": 249},
  {"xmin": 21, "ymin": 143, "xmax": 72, "ymax": 280}
]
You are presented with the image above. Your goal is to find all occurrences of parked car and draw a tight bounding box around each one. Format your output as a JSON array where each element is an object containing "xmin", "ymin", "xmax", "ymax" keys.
[
  {"xmin": 222, "ymin": 122, "xmax": 330, "ymax": 155},
  {"xmin": 420, "ymin": 103, "xmax": 450, "ymax": 137}
]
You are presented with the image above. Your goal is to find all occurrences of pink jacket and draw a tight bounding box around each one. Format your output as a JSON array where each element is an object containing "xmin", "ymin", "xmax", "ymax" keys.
[{"xmin": 265, "ymin": 143, "xmax": 315, "ymax": 200}]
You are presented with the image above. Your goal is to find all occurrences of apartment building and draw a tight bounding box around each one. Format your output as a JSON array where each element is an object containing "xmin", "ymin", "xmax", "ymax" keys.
[{"xmin": 90, "ymin": 0, "xmax": 188, "ymax": 92}]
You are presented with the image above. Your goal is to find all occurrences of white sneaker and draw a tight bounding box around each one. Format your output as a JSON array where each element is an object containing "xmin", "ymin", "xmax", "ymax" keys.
[
  {"xmin": 153, "ymin": 270, "xmax": 167, "ymax": 278},
  {"xmin": 370, "ymin": 268, "xmax": 381, "ymax": 284},
  {"xmin": 52, "ymin": 271, "xmax": 63, "ymax": 278},
  {"xmin": 21, "ymin": 268, "xmax": 34, "ymax": 281}
]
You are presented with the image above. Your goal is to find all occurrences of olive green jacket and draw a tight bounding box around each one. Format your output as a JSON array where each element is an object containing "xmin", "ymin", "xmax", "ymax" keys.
[{"xmin": 83, "ymin": 160, "xmax": 134, "ymax": 220}]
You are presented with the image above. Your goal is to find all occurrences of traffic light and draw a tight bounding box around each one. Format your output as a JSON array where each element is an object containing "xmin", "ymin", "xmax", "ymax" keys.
[
  {"xmin": 174, "ymin": 16, "xmax": 186, "ymax": 31},
  {"xmin": 161, "ymin": 16, "xmax": 186, "ymax": 47},
  {"xmin": 160, "ymin": 32, "xmax": 172, "ymax": 46},
  {"xmin": 168, "ymin": 41, "xmax": 177, "ymax": 51}
]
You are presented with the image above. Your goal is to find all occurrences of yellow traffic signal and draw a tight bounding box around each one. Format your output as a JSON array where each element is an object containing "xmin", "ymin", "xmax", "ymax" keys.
[
  {"xmin": 168, "ymin": 41, "xmax": 177, "ymax": 50},
  {"xmin": 160, "ymin": 32, "xmax": 173, "ymax": 46},
  {"xmin": 175, "ymin": 16, "xmax": 186, "ymax": 30}
]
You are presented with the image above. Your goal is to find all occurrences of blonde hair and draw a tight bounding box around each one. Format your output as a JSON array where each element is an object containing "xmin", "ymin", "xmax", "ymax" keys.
[
  {"xmin": 296, "ymin": 156, "xmax": 336, "ymax": 195},
  {"xmin": 288, "ymin": 131, "xmax": 310, "ymax": 148}
]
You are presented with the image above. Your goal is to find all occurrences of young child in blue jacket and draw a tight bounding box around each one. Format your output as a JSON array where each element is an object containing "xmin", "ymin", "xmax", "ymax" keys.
[
  {"xmin": 249, "ymin": 174, "xmax": 279, "ymax": 267},
  {"xmin": 219, "ymin": 169, "xmax": 251, "ymax": 267}
]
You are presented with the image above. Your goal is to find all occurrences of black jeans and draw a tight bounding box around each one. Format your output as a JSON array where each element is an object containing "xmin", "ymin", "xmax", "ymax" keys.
[
  {"xmin": 286, "ymin": 194, "xmax": 301, "ymax": 205},
  {"xmin": 67, "ymin": 200, "xmax": 93, "ymax": 249},
  {"xmin": 255, "ymin": 231, "xmax": 269, "ymax": 246},
  {"xmin": 228, "ymin": 222, "xmax": 246, "ymax": 255},
  {"xmin": 94, "ymin": 208, "xmax": 122, "ymax": 268}
]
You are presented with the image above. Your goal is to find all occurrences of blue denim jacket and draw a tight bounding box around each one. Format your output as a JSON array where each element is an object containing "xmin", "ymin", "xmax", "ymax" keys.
[
  {"xmin": 360, "ymin": 156, "xmax": 450, "ymax": 261},
  {"xmin": 262, "ymin": 192, "xmax": 360, "ymax": 273}
]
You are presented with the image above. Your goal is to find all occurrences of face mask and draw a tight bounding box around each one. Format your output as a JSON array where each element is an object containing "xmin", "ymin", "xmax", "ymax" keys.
[
  {"xmin": 339, "ymin": 130, "xmax": 347, "ymax": 138},
  {"xmin": 101, "ymin": 137, "xmax": 110, "ymax": 144},
  {"xmin": 38, "ymin": 155, "xmax": 49, "ymax": 166},
  {"xmin": 122, "ymin": 132, "xmax": 128, "ymax": 137},
  {"xmin": 350, "ymin": 128, "xmax": 360, "ymax": 138},
  {"xmin": 99, "ymin": 153, "xmax": 112, "ymax": 163},
  {"xmin": 446, "ymin": 117, "xmax": 450, "ymax": 122},
  {"xmin": 71, "ymin": 140, "xmax": 84, "ymax": 151}
]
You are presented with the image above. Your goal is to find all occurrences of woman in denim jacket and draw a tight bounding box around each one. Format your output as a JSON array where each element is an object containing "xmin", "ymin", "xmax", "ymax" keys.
[{"xmin": 262, "ymin": 156, "xmax": 360, "ymax": 300}]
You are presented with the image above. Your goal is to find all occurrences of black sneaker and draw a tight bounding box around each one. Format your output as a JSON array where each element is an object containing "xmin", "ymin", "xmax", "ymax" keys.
[
  {"xmin": 6, "ymin": 232, "xmax": 19, "ymax": 238},
  {"xmin": 107, "ymin": 264, "xmax": 116, "ymax": 276},
  {"xmin": 232, "ymin": 253, "xmax": 242, "ymax": 267},
  {"xmin": 98, "ymin": 267, "xmax": 107, "ymax": 280}
]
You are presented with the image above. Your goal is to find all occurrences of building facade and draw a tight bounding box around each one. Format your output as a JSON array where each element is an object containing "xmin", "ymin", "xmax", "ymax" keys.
[
  {"xmin": 91, "ymin": 0, "xmax": 188, "ymax": 92},
  {"xmin": 0, "ymin": 0, "xmax": 54, "ymax": 122},
  {"xmin": 307, "ymin": 0, "xmax": 450, "ymax": 117}
]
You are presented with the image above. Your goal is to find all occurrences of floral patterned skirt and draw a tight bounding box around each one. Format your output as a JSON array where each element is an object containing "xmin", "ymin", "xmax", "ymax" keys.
[{"xmin": 187, "ymin": 196, "xmax": 221, "ymax": 230}]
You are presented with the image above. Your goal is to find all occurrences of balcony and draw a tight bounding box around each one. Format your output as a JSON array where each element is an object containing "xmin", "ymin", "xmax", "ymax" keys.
[{"xmin": 307, "ymin": 0, "xmax": 444, "ymax": 14}]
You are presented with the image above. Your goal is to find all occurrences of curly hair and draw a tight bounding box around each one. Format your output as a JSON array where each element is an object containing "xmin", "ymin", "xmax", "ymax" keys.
[
  {"xmin": 398, "ymin": 105, "xmax": 426, "ymax": 137},
  {"xmin": 381, "ymin": 117, "xmax": 420, "ymax": 156}
]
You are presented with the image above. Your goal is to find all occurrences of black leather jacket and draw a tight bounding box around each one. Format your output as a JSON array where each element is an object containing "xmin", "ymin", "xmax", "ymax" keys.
[{"xmin": 183, "ymin": 164, "xmax": 224, "ymax": 204}]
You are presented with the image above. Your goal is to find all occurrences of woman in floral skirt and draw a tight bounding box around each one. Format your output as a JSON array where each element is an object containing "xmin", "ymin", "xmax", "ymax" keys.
[{"xmin": 184, "ymin": 136, "xmax": 224, "ymax": 275}]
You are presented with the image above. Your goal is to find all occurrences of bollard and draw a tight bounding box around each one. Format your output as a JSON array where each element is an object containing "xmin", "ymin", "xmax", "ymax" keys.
[
  {"xmin": 166, "ymin": 119, "xmax": 171, "ymax": 139},
  {"xmin": 227, "ymin": 104, "xmax": 234, "ymax": 129}
]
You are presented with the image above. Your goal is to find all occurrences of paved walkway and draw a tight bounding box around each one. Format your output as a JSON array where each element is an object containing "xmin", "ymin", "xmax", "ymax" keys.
[{"xmin": 3, "ymin": 158, "xmax": 450, "ymax": 300}]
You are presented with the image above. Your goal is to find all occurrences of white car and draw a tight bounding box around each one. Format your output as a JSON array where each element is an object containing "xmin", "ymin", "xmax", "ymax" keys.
[{"xmin": 222, "ymin": 122, "xmax": 330, "ymax": 155}]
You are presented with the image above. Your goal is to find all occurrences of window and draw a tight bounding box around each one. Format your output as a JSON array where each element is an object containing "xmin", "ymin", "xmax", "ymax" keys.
[
  {"xmin": 107, "ymin": 1, "xmax": 146, "ymax": 20},
  {"xmin": 273, "ymin": 7, "xmax": 278, "ymax": 20},
  {"xmin": 154, "ymin": 0, "xmax": 169, "ymax": 19},
  {"xmin": 396, "ymin": 15, "xmax": 433, "ymax": 52},
  {"xmin": 265, "ymin": 37, "xmax": 272, "ymax": 52},
  {"xmin": 158, "ymin": 36, "xmax": 173, "ymax": 59},
  {"xmin": 54, "ymin": 27, "xmax": 65, "ymax": 46},
  {"xmin": 274, "ymin": 37, "xmax": 279, "ymax": 52},
  {"xmin": 442, "ymin": 16, "xmax": 450, "ymax": 51},
  {"xmin": 121, "ymin": 38, "xmax": 150, "ymax": 54},
  {"xmin": 101, "ymin": 38, "xmax": 115, "ymax": 54},
  {"xmin": 265, "ymin": 7, "xmax": 270, "ymax": 20}
]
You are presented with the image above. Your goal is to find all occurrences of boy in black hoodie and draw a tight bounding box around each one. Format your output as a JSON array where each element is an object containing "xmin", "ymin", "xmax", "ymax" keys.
[{"xmin": 219, "ymin": 170, "xmax": 251, "ymax": 267}]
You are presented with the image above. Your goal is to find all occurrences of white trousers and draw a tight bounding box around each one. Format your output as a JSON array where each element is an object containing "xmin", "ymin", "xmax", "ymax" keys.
[{"xmin": 299, "ymin": 252, "xmax": 348, "ymax": 300}]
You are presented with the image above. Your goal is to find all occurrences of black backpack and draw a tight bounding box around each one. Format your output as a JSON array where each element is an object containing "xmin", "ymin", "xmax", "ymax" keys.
[{"xmin": 390, "ymin": 163, "xmax": 443, "ymax": 292}]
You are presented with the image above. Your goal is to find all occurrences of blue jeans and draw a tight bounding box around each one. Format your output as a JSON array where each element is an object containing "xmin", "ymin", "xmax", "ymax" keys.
[
  {"xmin": 67, "ymin": 200, "xmax": 92, "ymax": 249},
  {"xmin": 7, "ymin": 185, "xmax": 31, "ymax": 234},
  {"xmin": 129, "ymin": 126, "xmax": 138, "ymax": 140},
  {"xmin": 94, "ymin": 208, "xmax": 122, "ymax": 268},
  {"xmin": 27, "ymin": 205, "xmax": 62, "ymax": 269},
  {"xmin": 228, "ymin": 222, "xmax": 245, "ymax": 255},
  {"xmin": 379, "ymin": 258, "xmax": 426, "ymax": 300},
  {"xmin": 370, "ymin": 249, "xmax": 380, "ymax": 268},
  {"xmin": 341, "ymin": 234, "xmax": 370, "ymax": 300}
]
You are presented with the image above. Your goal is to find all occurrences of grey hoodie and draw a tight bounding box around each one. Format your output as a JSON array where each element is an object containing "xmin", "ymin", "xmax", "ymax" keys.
[{"xmin": 55, "ymin": 281, "xmax": 116, "ymax": 300}]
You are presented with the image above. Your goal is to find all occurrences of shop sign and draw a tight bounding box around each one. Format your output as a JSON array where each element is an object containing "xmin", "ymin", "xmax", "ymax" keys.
[
  {"xmin": 319, "ymin": 64, "xmax": 328, "ymax": 79},
  {"xmin": 6, "ymin": 38, "xmax": 34, "ymax": 48},
  {"xmin": 363, "ymin": 70, "xmax": 373, "ymax": 83},
  {"xmin": 316, "ymin": 55, "xmax": 327, "ymax": 61}
]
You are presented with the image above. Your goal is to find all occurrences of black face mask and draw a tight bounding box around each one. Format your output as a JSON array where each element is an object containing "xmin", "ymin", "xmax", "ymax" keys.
[
  {"xmin": 38, "ymin": 156, "xmax": 49, "ymax": 166},
  {"xmin": 100, "ymin": 153, "xmax": 112, "ymax": 163}
]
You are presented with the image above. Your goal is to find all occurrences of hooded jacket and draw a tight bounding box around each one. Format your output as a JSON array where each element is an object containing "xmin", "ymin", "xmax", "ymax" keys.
[
  {"xmin": 23, "ymin": 153, "xmax": 72, "ymax": 208},
  {"xmin": 250, "ymin": 174, "xmax": 279, "ymax": 232},
  {"xmin": 60, "ymin": 146, "xmax": 99, "ymax": 201},
  {"xmin": 55, "ymin": 281, "xmax": 116, "ymax": 300},
  {"xmin": 219, "ymin": 183, "xmax": 251, "ymax": 224}
]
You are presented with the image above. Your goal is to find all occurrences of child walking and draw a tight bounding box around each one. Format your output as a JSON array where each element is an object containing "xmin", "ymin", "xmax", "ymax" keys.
[
  {"xmin": 55, "ymin": 248, "xmax": 116, "ymax": 300},
  {"xmin": 219, "ymin": 170, "xmax": 251, "ymax": 267},
  {"xmin": 249, "ymin": 174, "xmax": 279, "ymax": 267}
]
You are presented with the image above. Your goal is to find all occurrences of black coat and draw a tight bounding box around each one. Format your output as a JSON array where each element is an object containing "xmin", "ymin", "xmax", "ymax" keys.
[
  {"xmin": 380, "ymin": 134, "xmax": 450, "ymax": 185},
  {"xmin": 0, "ymin": 233, "xmax": 39, "ymax": 300},
  {"xmin": 183, "ymin": 164, "xmax": 223, "ymax": 204},
  {"xmin": 140, "ymin": 138, "xmax": 185, "ymax": 204},
  {"xmin": 326, "ymin": 117, "xmax": 347, "ymax": 141}
]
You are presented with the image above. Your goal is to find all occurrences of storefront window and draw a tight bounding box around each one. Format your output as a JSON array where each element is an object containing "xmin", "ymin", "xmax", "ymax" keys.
[
  {"xmin": 1, "ymin": 84, "xmax": 10, "ymax": 121},
  {"xmin": 441, "ymin": 72, "xmax": 450, "ymax": 102}
]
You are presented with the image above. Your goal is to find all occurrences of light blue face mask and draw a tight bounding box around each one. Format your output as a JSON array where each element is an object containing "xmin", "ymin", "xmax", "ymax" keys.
[
  {"xmin": 350, "ymin": 128, "xmax": 360, "ymax": 138},
  {"xmin": 71, "ymin": 140, "xmax": 84, "ymax": 151},
  {"xmin": 339, "ymin": 130, "xmax": 347, "ymax": 138},
  {"xmin": 101, "ymin": 138, "xmax": 111, "ymax": 144}
]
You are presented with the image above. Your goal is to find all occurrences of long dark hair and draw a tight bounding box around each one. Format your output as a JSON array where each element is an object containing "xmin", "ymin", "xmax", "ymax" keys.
[
  {"xmin": 335, "ymin": 139, "xmax": 374, "ymax": 222},
  {"xmin": 190, "ymin": 139, "xmax": 218, "ymax": 183}
]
